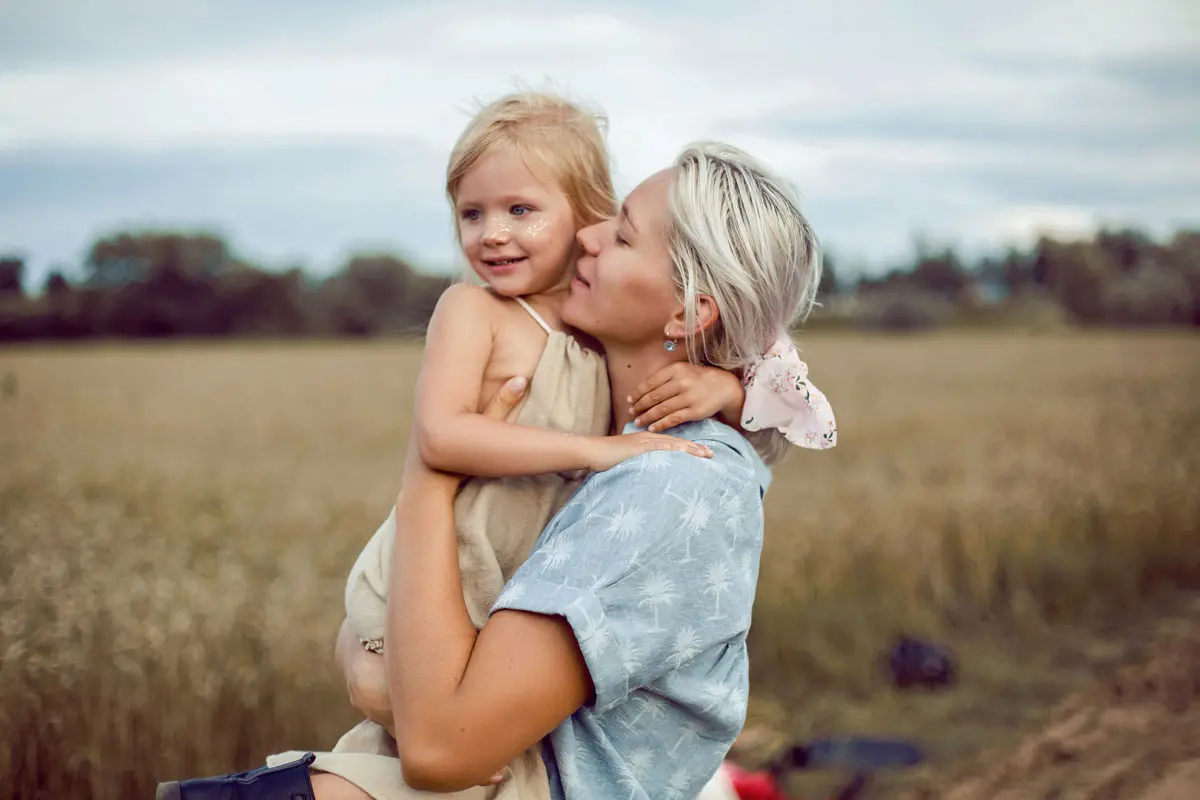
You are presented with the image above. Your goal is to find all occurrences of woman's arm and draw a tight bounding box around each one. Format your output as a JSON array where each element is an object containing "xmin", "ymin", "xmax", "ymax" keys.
[
  {"xmin": 415, "ymin": 284, "xmax": 707, "ymax": 477},
  {"xmin": 386, "ymin": 378, "xmax": 594, "ymax": 792},
  {"xmin": 337, "ymin": 615, "xmax": 508, "ymax": 789}
]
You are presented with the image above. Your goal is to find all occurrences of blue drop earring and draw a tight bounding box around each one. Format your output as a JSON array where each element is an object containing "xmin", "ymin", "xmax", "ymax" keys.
[{"xmin": 664, "ymin": 337, "xmax": 678, "ymax": 352}]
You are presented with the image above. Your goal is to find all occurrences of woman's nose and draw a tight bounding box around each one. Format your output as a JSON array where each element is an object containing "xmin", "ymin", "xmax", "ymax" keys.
[{"xmin": 576, "ymin": 222, "xmax": 602, "ymax": 256}]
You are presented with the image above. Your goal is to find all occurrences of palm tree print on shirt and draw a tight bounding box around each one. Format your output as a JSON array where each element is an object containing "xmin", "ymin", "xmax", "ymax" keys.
[
  {"xmin": 704, "ymin": 559, "xmax": 732, "ymax": 620},
  {"xmin": 618, "ymin": 746, "xmax": 656, "ymax": 800},
  {"xmin": 664, "ymin": 484, "xmax": 715, "ymax": 562},
  {"xmin": 637, "ymin": 571, "xmax": 676, "ymax": 632}
]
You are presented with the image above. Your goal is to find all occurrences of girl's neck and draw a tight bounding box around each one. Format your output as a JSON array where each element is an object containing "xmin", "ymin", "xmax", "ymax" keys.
[
  {"xmin": 517, "ymin": 253, "xmax": 580, "ymax": 331},
  {"xmin": 518, "ymin": 286, "xmax": 569, "ymax": 332},
  {"xmin": 603, "ymin": 341, "xmax": 690, "ymax": 433}
]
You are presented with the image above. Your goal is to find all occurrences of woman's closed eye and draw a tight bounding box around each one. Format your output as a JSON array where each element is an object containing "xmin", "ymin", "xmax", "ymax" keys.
[{"xmin": 615, "ymin": 230, "xmax": 630, "ymax": 247}]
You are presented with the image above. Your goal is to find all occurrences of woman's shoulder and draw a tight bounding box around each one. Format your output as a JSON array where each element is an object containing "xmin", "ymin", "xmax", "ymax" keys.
[
  {"xmin": 605, "ymin": 419, "xmax": 771, "ymax": 498},
  {"xmin": 567, "ymin": 424, "xmax": 766, "ymax": 545}
]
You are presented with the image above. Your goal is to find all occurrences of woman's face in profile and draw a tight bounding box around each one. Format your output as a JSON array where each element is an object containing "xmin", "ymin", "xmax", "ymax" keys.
[{"xmin": 563, "ymin": 168, "xmax": 681, "ymax": 347}]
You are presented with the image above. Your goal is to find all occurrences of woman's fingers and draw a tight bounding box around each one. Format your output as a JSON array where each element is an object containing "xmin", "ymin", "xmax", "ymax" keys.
[{"xmin": 481, "ymin": 376, "xmax": 529, "ymax": 421}]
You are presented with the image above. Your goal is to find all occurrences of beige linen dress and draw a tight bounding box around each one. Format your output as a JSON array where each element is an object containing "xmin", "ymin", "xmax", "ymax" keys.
[{"xmin": 268, "ymin": 297, "xmax": 610, "ymax": 800}]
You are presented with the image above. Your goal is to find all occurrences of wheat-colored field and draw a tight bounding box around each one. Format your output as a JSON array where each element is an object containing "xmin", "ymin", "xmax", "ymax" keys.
[{"xmin": 2, "ymin": 332, "xmax": 1198, "ymax": 799}]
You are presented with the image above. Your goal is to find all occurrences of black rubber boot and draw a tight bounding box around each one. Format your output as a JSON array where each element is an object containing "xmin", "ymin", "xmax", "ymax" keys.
[{"xmin": 155, "ymin": 752, "xmax": 317, "ymax": 800}]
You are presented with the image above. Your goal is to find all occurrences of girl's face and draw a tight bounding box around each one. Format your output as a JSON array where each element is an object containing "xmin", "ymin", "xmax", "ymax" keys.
[
  {"xmin": 564, "ymin": 168, "xmax": 683, "ymax": 348},
  {"xmin": 454, "ymin": 146, "xmax": 579, "ymax": 297}
]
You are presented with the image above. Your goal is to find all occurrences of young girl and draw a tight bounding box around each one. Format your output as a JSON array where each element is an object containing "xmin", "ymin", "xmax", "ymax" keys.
[{"xmin": 268, "ymin": 92, "xmax": 749, "ymax": 800}]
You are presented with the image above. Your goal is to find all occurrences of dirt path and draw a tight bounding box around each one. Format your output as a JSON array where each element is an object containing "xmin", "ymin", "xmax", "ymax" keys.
[{"xmin": 907, "ymin": 620, "xmax": 1200, "ymax": 800}]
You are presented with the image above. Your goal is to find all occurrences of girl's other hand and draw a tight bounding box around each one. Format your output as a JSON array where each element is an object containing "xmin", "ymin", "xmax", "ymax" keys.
[
  {"xmin": 584, "ymin": 431, "xmax": 712, "ymax": 472},
  {"xmin": 628, "ymin": 363, "xmax": 745, "ymax": 432}
]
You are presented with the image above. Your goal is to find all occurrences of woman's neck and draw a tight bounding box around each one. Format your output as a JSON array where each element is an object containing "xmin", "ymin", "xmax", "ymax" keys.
[{"xmin": 604, "ymin": 342, "xmax": 690, "ymax": 433}]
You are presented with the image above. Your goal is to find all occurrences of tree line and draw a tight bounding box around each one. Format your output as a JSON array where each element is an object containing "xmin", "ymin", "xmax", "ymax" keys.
[
  {"xmin": 0, "ymin": 234, "xmax": 451, "ymax": 340},
  {"xmin": 1, "ymin": 225, "xmax": 1197, "ymax": 341}
]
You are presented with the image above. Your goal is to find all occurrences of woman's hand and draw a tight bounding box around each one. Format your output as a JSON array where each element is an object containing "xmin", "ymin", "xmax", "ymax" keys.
[
  {"xmin": 337, "ymin": 616, "xmax": 509, "ymax": 786},
  {"xmin": 628, "ymin": 363, "xmax": 746, "ymax": 432},
  {"xmin": 335, "ymin": 617, "xmax": 396, "ymax": 738}
]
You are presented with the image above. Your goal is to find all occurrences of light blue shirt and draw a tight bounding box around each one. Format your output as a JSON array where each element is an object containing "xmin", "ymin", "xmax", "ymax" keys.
[{"xmin": 490, "ymin": 418, "xmax": 771, "ymax": 800}]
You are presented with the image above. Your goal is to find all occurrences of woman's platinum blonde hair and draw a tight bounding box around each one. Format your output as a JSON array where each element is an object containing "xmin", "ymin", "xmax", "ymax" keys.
[{"xmin": 666, "ymin": 141, "xmax": 823, "ymax": 464}]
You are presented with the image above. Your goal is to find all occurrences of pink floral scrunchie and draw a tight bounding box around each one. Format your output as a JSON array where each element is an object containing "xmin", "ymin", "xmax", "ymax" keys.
[{"xmin": 740, "ymin": 335, "xmax": 837, "ymax": 450}]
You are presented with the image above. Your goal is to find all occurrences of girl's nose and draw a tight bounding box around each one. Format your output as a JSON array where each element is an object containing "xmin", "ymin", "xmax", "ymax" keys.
[{"xmin": 482, "ymin": 217, "xmax": 513, "ymax": 246}]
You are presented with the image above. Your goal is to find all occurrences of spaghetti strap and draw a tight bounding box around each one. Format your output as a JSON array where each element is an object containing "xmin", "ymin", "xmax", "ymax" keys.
[{"xmin": 514, "ymin": 296, "xmax": 555, "ymax": 335}]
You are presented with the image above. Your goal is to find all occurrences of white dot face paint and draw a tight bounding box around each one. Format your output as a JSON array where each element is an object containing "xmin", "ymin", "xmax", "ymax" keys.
[
  {"xmin": 483, "ymin": 217, "xmax": 516, "ymax": 243},
  {"xmin": 520, "ymin": 216, "xmax": 550, "ymax": 239}
]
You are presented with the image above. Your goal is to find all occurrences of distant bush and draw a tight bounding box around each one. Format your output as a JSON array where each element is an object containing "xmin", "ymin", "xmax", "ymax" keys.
[
  {"xmin": 853, "ymin": 290, "xmax": 959, "ymax": 332},
  {"xmin": 3, "ymin": 225, "xmax": 1198, "ymax": 342}
]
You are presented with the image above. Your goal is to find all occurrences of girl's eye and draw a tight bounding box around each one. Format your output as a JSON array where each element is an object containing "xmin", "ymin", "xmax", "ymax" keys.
[
  {"xmin": 510, "ymin": 205, "xmax": 532, "ymax": 216},
  {"xmin": 615, "ymin": 230, "xmax": 629, "ymax": 247},
  {"xmin": 461, "ymin": 209, "xmax": 481, "ymax": 222}
]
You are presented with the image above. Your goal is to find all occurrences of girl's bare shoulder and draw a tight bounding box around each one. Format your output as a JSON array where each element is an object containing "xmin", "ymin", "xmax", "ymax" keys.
[{"xmin": 433, "ymin": 283, "xmax": 547, "ymax": 366}]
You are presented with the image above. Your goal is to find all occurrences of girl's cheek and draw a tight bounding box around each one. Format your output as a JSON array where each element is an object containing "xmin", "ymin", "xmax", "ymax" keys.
[{"xmin": 520, "ymin": 217, "xmax": 550, "ymax": 240}]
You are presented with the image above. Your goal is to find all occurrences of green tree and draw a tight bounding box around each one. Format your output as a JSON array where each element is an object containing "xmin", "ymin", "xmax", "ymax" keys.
[
  {"xmin": 0, "ymin": 257, "xmax": 23, "ymax": 296},
  {"xmin": 85, "ymin": 232, "xmax": 232, "ymax": 287}
]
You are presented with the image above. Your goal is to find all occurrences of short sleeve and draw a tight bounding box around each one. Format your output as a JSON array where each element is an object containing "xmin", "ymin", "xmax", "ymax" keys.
[{"xmin": 490, "ymin": 446, "xmax": 763, "ymax": 713}]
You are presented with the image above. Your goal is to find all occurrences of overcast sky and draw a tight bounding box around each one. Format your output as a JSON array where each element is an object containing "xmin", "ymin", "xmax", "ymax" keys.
[{"xmin": 2, "ymin": 0, "xmax": 1197, "ymax": 285}]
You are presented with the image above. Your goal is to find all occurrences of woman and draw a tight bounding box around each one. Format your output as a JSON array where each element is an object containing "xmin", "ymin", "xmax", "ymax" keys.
[{"xmin": 161, "ymin": 141, "xmax": 830, "ymax": 799}]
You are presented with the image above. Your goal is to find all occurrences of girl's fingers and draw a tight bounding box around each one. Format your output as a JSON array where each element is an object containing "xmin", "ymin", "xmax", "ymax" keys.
[
  {"xmin": 627, "ymin": 366, "xmax": 679, "ymax": 408},
  {"xmin": 656, "ymin": 438, "xmax": 713, "ymax": 458},
  {"xmin": 633, "ymin": 433, "xmax": 713, "ymax": 459},
  {"xmin": 629, "ymin": 378, "xmax": 680, "ymax": 416},
  {"xmin": 634, "ymin": 395, "xmax": 689, "ymax": 429}
]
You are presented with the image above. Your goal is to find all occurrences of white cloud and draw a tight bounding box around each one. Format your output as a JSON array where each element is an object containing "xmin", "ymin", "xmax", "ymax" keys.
[
  {"xmin": 1, "ymin": 0, "xmax": 1197, "ymax": 281},
  {"xmin": 976, "ymin": 205, "xmax": 1101, "ymax": 248}
]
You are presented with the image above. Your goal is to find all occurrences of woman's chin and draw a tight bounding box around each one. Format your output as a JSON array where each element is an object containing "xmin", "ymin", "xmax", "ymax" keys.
[
  {"xmin": 560, "ymin": 292, "xmax": 590, "ymax": 332},
  {"xmin": 559, "ymin": 295, "xmax": 578, "ymax": 326}
]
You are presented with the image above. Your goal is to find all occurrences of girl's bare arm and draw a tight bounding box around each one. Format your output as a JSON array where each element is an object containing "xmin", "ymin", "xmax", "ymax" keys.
[{"xmin": 413, "ymin": 284, "xmax": 708, "ymax": 477}]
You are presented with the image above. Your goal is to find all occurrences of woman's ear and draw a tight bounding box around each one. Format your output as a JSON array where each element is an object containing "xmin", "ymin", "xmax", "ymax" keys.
[{"xmin": 666, "ymin": 294, "xmax": 720, "ymax": 339}]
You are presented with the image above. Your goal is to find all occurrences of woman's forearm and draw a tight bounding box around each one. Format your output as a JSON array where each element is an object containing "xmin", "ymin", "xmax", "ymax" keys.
[
  {"xmin": 384, "ymin": 473, "xmax": 480, "ymax": 775},
  {"xmin": 381, "ymin": 378, "xmax": 585, "ymax": 792}
]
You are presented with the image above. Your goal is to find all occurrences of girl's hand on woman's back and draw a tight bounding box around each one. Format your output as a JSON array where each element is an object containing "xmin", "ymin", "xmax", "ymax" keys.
[
  {"xmin": 628, "ymin": 363, "xmax": 746, "ymax": 432},
  {"xmin": 583, "ymin": 432, "xmax": 713, "ymax": 472}
]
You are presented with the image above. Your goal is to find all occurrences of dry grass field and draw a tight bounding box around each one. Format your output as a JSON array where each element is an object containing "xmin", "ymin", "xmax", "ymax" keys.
[{"xmin": 2, "ymin": 332, "xmax": 1198, "ymax": 799}]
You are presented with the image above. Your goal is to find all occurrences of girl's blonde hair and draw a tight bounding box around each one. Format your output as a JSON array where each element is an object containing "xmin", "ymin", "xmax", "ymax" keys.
[
  {"xmin": 666, "ymin": 141, "xmax": 823, "ymax": 465},
  {"xmin": 445, "ymin": 91, "xmax": 617, "ymax": 230}
]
